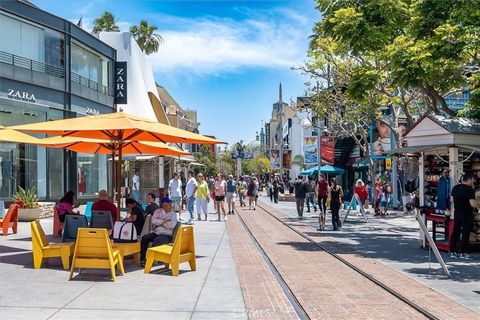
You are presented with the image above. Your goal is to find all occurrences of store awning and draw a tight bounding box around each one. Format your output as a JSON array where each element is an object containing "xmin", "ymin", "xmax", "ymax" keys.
[
  {"xmin": 353, "ymin": 158, "xmax": 369, "ymax": 168},
  {"xmin": 387, "ymin": 144, "xmax": 480, "ymax": 156}
]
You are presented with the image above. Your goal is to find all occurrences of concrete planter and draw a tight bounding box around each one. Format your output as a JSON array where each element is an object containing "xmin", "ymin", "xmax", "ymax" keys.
[{"xmin": 18, "ymin": 208, "xmax": 43, "ymax": 222}]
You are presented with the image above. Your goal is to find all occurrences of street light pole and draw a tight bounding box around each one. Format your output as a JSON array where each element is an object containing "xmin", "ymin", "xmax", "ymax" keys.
[{"xmin": 317, "ymin": 125, "xmax": 321, "ymax": 180}]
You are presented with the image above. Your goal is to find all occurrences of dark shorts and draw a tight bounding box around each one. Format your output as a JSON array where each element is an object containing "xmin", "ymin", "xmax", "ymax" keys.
[{"xmin": 215, "ymin": 196, "xmax": 225, "ymax": 202}]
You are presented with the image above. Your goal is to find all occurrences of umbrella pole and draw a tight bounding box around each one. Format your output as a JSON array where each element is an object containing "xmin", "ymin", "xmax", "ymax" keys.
[
  {"xmin": 116, "ymin": 143, "xmax": 123, "ymax": 216},
  {"xmin": 111, "ymin": 151, "xmax": 115, "ymax": 202}
]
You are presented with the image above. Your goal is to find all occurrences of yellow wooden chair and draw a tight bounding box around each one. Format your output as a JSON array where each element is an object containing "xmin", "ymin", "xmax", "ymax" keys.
[
  {"xmin": 144, "ymin": 225, "xmax": 196, "ymax": 276},
  {"xmin": 69, "ymin": 228, "xmax": 125, "ymax": 281},
  {"xmin": 31, "ymin": 220, "xmax": 73, "ymax": 270}
]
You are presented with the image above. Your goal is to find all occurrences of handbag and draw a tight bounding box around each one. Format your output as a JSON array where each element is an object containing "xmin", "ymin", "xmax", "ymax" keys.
[{"xmin": 112, "ymin": 221, "xmax": 137, "ymax": 243}]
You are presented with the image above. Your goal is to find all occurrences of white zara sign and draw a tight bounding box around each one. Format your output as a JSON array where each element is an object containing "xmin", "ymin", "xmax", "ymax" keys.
[{"xmin": 7, "ymin": 89, "xmax": 36, "ymax": 103}]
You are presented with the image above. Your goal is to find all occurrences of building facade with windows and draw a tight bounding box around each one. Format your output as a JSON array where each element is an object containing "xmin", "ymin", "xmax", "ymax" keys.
[{"xmin": 0, "ymin": 0, "xmax": 117, "ymax": 201}]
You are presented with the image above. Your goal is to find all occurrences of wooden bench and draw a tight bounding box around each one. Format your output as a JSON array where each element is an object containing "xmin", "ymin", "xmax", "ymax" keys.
[{"xmin": 144, "ymin": 225, "xmax": 196, "ymax": 276}]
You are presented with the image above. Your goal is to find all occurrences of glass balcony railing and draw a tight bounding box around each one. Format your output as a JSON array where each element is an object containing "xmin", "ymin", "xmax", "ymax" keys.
[
  {"xmin": 71, "ymin": 72, "xmax": 113, "ymax": 96},
  {"xmin": 0, "ymin": 50, "xmax": 65, "ymax": 78}
]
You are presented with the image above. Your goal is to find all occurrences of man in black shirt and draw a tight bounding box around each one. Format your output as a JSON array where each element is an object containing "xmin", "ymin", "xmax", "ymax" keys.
[
  {"xmin": 294, "ymin": 175, "xmax": 308, "ymax": 219},
  {"xmin": 450, "ymin": 173, "xmax": 478, "ymax": 259}
]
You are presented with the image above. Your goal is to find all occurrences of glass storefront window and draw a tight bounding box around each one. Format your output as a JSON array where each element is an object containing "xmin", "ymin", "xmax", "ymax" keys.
[
  {"xmin": 0, "ymin": 13, "xmax": 64, "ymax": 69},
  {"xmin": 77, "ymin": 153, "xmax": 107, "ymax": 198},
  {"xmin": 0, "ymin": 105, "xmax": 47, "ymax": 200},
  {"xmin": 71, "ymin": 41, "xmax": 112, "ymax": 89}
]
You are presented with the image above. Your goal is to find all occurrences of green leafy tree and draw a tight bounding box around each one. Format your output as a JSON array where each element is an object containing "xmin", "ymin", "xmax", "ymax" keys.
[
  {"xmin": 92, "ymin": 11, "xmax": 120, "ymax": 33},
  {"xmin": 193, "ymin": 145, "xmax": 217, "ymax": 177},
  {"xmin": 130, "ymin": 20, "xmax": 164, "ymax": 55},
  {"xmin": 251, "ymin": 152, "xmax": 271, "ymax": 175},
  {"xmin": 312, "ymin": 0, "xmax": 480, "ymax": 119}
]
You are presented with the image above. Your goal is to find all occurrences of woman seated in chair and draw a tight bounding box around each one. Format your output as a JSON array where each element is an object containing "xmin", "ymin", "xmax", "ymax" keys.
[{"xmin": 57, "ymin": 191, "xmax": 81, "ymax": 222}]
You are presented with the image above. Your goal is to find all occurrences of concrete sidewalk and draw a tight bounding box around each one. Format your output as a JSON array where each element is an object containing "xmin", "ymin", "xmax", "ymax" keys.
[
  {"xmin": 259, "ymin": 195, "xmax": 480, "ymax": 314},
  {"xmin": 0, "ymin": 211, "xmax": 245, "ymax": 320}
]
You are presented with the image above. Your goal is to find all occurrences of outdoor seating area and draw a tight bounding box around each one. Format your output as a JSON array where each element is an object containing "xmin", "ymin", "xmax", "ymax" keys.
[{"xmin": 28, "ymin": 217, "xmax": 197, "ymax": 281}]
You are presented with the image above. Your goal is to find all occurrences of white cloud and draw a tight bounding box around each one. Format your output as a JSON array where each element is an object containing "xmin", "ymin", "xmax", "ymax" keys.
[{"xmin": 144, "ymin": 9, "xmax": 313, "ymax": 76}]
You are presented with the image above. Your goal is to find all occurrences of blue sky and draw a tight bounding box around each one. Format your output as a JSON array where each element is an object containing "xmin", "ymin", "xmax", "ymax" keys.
[{"xmin": 33, "ymin": 0, "xmax": 319, "ymax": 145}]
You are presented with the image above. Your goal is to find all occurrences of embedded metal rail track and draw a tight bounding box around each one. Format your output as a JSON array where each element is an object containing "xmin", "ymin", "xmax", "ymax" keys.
[
  {"xmin": 235, "ymin": 207, "xmax": 310, "ymax": 320},
  {"xmin": 236, "ymin": 203, "xmax": 440, "ymax": 320}
]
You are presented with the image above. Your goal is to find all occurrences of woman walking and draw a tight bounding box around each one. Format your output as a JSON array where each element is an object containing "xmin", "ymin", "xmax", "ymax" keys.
[
  {"xmin": 329, "ymin": 178, "xmax": 343, "ymax": 231},
  {"xmin": 195, "ymin": 174, "xmax": 209, "ymax": 221},
  {"xmin": 247, "ymin": 178, "xmax": 258, "ymax": 210},
  {"xmin": 214, "ymin": 174, "xmax": 227, "ymax": 221}
]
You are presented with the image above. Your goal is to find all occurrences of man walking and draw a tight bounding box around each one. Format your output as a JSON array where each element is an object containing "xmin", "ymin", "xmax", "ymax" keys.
[
  {"xmin": 226, "ymin": 175, "xmax": 237, "ymax": 214},
  {"xmin": 294, "ymin": 175, "xmax": 308, "ymax": 219},
  {"xmin": 131, "ymin": 170, "xmax": 140, "ymax": 202},
  {"xmin": 306, "ymin": 176, "xmax": 317, "ymax": 213},
  {"xmin": 185, "ymin": 170, "xmax": 198, "ymax": 225},
  {"xmin": 450, "ymin": 173, "xmax": 478, "ymax": 259},
  {"xmin": 273, "ymin": 177, "xmax": 280, "ymax": 203},
  {"xmin": 168, "ymin": 172, "xmax": 183, "ymax": 217}
]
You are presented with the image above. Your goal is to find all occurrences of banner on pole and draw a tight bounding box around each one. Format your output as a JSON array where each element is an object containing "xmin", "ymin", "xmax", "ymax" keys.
[
  {"xmin": 283, "ymin": 150, "xmax": 292, "ymax": 169},
  {"xmin": 304, "ymin": 136, "xmax": 317, "ymax": 165},
  {"xmin": 270, "ymin": 149, "xmax": 281, "ymax": 169}
]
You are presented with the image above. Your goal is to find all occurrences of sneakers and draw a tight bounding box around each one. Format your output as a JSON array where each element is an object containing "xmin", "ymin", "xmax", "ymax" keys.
[
  {"xmin": 460, "ymin": 253, "xmax": 473, "ymax": 260},
  {"xmin": 450, "ymin": 252, "xmax": 458, "ymax": 259}
]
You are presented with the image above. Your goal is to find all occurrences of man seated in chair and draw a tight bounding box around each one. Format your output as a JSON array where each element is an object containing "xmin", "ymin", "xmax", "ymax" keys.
[
  {"xmin": 91, "ymin": 189, "xmax": 118, "ymax": 222},
  {"xmin": 140, "ymin": 197, "xmax": 178, "ymax": 267},
  {"xmin": 144, "ymin": 192, "xmax": 160, "ymax": 217}
]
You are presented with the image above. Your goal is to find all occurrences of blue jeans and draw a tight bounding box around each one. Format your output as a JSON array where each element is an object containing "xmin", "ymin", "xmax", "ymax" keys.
[
  {"xmin": 131, "ymin": 190, "xmax": 140, "ymax": 202},
  {"xmin": 187, "ymin": 196, "xmax": 195, "ymax": 221},
  {"xmin": 306, "ymin": 192, "xmax": 316, "ymax": 211}
]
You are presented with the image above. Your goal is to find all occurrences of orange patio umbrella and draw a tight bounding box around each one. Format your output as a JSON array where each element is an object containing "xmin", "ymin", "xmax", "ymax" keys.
[
  {"xmin": 0, "ymin": 125, "xmax": 42, "ymax": 144},
  {"xmin": 10, "ymin": 112, "xmax": 224, "ymax": 209},
  {"xmin": 39, "ymin": 136, "xmax": 189, "ymax": 201}
]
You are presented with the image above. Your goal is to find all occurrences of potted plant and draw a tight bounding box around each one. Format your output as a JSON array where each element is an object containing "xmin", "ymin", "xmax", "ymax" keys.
[{"xmin": 13, "ymin": 186, "xmax": 42, "ymax": 221}]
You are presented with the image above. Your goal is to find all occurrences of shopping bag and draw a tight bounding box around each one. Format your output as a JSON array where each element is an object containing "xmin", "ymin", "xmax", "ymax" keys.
[{"xmin": 112, "ymin": 221, "xmax": 137, "ymax": 243}]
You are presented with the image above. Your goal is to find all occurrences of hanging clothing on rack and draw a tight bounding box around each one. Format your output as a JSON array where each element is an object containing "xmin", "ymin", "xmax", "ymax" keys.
[{"xmin": 436, "ymin": 175, "xmax": 450, "ymax": 210}]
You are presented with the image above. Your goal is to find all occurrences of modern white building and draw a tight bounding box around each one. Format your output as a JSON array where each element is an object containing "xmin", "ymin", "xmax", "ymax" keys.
[{"xmin": 98, "ymin": 32, "xmax": 169, "ymax": 124}]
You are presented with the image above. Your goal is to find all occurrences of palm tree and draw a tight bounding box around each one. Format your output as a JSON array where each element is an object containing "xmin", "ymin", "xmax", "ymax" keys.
[
  {"xmin": 130, "ymin": 20, "xmax": 164, "ymax": 55},
  {"xmin": 92, "ymin": 11, "xmax": 120, "ymax": 33}
]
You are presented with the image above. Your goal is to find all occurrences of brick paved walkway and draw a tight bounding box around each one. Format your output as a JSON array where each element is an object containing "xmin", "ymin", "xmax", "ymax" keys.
[
  {"xmin": 257, "ymin": 199, "xmax": 479, "ymax": 320},
  {"xmin": 226, "ymin": 211, "xmax": 299, "ymax": 319},
  {"xmin": 231, "ymin": 205, "xmax": 428, "ymax": 320}
]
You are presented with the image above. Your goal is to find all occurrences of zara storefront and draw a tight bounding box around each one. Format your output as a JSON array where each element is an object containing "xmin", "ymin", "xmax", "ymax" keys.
[{"xmin": 0, "ymin": 1, "xmax": 116, "ymax": 201}]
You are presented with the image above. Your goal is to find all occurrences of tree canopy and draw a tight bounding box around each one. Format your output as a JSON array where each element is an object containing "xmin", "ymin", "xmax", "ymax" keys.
[
  {"xmin": 307, "ymin": 0, "xmax": 480, "ymax": 121},
  {"xmin": 92, "ymin": 11, "xmax": 120, "ymax": 33},
  {"xmin": 130, "ymin": 20, "xmax": 164, "ymax": 55}
]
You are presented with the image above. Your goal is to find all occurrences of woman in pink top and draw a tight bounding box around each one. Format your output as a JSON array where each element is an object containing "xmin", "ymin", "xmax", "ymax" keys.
[
  {"xmin": 57, "ymin": 191, "xmax": 80, "ymax": 222},
  {"xmin": 214, "ymin": 173, "xmax": 227, "ymax": 221}
]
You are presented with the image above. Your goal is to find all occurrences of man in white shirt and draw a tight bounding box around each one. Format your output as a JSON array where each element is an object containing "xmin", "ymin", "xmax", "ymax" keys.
[
  {"xmin": 131, "ymin": 170, "xmax": 140, "ymax": 202},
  {"xmin": 185, "ymin": 170, "xmax": 198, "ymax": 224},
  {"xmin": 169, "ymin": 172, "xmax": 183, "ymax": 217},
  {"xmin": 140, "ymin": 197, "xmax": 178, "ymax": 267}
]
